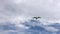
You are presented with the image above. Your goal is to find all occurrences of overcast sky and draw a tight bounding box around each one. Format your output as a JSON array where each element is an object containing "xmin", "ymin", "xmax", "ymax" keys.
[
  {"xmin": 0, "ymin": 0, "xmax": 60, "ymax": 22},
  {"xmin": 0, "ymin": 0, "xmax": 60, "ymax": 34}
]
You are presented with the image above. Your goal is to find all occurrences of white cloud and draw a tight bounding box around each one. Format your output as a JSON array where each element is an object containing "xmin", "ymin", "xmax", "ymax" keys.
[{"xmin": 44, "ymin": 26, "xmax": 59, "ymax": 33}]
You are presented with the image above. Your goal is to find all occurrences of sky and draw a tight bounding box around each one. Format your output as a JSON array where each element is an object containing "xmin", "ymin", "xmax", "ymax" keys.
[
  {"xmin": 0, "ymin": 0, "xmax": 60, "ymax": 22},
  {"xmin": 0, "ymin": 0, "xmax": 60, "ymax": 34}
]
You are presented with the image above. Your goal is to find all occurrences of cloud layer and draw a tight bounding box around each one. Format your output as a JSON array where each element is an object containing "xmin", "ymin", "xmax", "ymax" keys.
[
  {"xmin": 0, "ymin": 0, "xmax": 60, "ymax": 34},
  {"xmin": 0, "ymin": 0, "xmax": 60, "ymax": 22}
]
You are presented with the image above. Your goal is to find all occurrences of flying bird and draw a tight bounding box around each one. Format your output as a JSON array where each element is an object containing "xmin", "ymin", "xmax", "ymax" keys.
[{"xmin": 33, "ymin": 17, "xmax": 41, "ymax": 20}]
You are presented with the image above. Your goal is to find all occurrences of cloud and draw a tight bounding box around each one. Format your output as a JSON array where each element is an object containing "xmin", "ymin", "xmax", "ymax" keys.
[
  {"xmin": 0, "ymin": 0, "xmax": 60, "ymax": 34},
  {"xmin": 44, "ymin": 26, "xmax": 59, "ymax": 33},
  {"xmin": 14, "ymin": 0, "xmax": 60, "ymax": 21},
  {"xmin": 0, "ymin": 16, "xmax": 59, "ymax": 34},
  {"xmin": 0, "ymin": 0, "xmax": 60, "ymax": 22}
]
